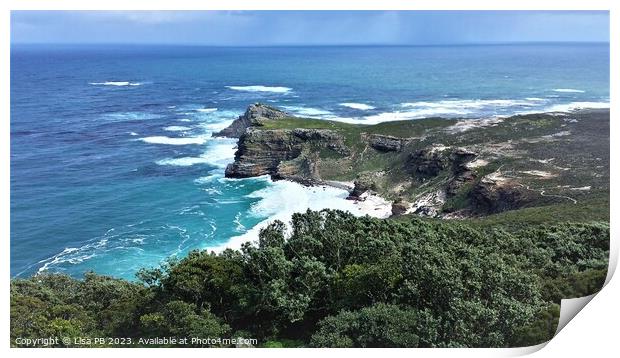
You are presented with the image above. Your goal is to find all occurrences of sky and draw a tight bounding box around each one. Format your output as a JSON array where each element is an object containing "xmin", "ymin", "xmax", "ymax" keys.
[{"xmin": 11, "ymin": 10, "xmax": 610, "ymax": 46}]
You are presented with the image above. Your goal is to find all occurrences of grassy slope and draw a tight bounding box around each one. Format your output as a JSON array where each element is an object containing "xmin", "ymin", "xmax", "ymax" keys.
[
  {"xmin": 394, "ymin": 197, "xmax": 609, "ymax": 231},
  {"xmin": 261, "ymin": 116, "xmax": 455, "ymax": 147}
]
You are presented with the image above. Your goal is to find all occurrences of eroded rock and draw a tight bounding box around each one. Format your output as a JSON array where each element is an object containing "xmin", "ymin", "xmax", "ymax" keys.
[
  {"xmin": 391, "ymin": 199, "xmax": 410, "ymax": 216},
  {"xmin": 214, "ymin": 103, "xmax": 289, "ymax": 138},
  {"xmin": 347, "ymin": 172, "xmax": 381, "ymax": 200},
  {"xmin": 446, "ymin": 148, "xmax": 478, "ymax": 196},
  {"xmin": 224, "ymin": 128, "xmax": 348, "ymax": 181},
  {"xmin": 409, "ymin": 148, "xmax": 448, "ymax": 178},
  {"xmin": 469, "ymin": 174, "xmax": 531, "ymax": 214},
  {"xmin": 366, "ymin": 134, "xmax": 409, "ymax": 152}
]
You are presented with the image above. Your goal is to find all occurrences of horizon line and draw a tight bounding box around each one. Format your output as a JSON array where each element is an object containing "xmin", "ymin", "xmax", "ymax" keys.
[{"xmin": 10, "ymin": 40, "xmax": 611, "ymax": 48}]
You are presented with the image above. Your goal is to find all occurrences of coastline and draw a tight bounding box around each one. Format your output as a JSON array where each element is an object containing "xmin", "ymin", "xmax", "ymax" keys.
[
  {"xmin": 323, "ymin": 180, "xmax": 393, "ymax": 218},
  {"xmin": 207, "ymin": 106, "xmax": 609, "ymax": 253},
  {"xmin": 206, "ymin": 178, "xmax": 393, "ymax": 253}
]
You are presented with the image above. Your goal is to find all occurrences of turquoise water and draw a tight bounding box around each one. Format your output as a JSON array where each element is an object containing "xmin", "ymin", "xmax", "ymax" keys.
[{"xmin": 10, "ymin": 44, "xmax": 609, "ymax": 279}]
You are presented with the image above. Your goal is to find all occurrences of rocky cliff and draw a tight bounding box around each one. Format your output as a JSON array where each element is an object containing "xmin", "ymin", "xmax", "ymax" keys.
[
  {"xmin": 221, "ymin": 104, "xmax": 609, "ymax": 219},
  {"xmin": 213, "ymin": 103, "xmax": 289, "ymax": 138},
  {"xmin": 225, "ymin": 128, "xmax": 349, "ymax": 184},
  {"xmin": 364, "ymin": 134, "xmax": 412, "ymax": 152}
]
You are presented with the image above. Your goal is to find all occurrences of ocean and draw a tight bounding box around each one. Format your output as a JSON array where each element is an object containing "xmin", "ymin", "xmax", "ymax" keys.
[{"xmin": 10, "ymin": 44, "xmax": 609, "ymax": 279}]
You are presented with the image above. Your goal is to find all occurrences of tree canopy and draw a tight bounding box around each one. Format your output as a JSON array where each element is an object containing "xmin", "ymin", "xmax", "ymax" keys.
[{"xmin": 11, "ymin": 209, "xmax": 609, "ymax": 348}]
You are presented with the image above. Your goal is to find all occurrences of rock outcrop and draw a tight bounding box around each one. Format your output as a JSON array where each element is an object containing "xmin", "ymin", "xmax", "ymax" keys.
[
  {"xmin": 403, "ymin": 147, "xmax": 481, "ymax": 216},
  {"xmin": 446, "ymin": 148, "xmax": 478, "ymax": 196},
  {"xmin": 470, "ymin": 174, "xmax": 531, "ymax": 214},
  {"xmin": 408, "ymin": 147, "xmax": 448, "ymax": 178},
  {"xmin": 391, "ymin": 199, "xmax": 410, "ymax": 216},
  {"xmin": 213, "ymin": 103, "xmax": 289, "ymax": 138},
  {"xmin": 366, "ymin": 134, "xmax": 410, "ymax": 152},
  {"xmin": 346, "ymin": 172, "xmax": 382, "ymax": 200},
  {"xmin": 407, "ymin": 146, "xmax": 478, "ymax": 194},
  {"xmin": 410, "ymin": 190, "xmax": 447, "ymax": 217},
  {"xmin": 224, "ymin": 128, "xmax": 349, "ymax": 182}
]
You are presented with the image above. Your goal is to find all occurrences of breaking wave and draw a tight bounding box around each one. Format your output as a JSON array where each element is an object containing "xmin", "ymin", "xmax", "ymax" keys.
[
  {"xmin": 340, "ymin": 102, "xmax": 376, "ymax": 110},
  {"xmin": 139, "ymin": 136, "xmax": 208, "ymax": 145},
  {"xmin": 90, "ymin": 81, "xmax": 142, "ymax": 87},
  {"xmin": 553, "ymin": 88, "xmax": 585, "ymax": 93},
  {"xmin": 226, "ymin": 85, "xmax": 292, "ymax": 93}
]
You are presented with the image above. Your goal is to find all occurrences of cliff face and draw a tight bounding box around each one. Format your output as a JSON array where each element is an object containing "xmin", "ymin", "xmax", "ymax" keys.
[
  {"xmin": 225, "ymin": 128, "xmax": 349, "ymax": 184},
  {"xmin": 225, "ymin": 120, "xmax": 522, "ymax": 217},
  {"xmin": 470, "ymin": 176, "xmax": 532, "ymax": 214},
  {"xmin": 221, "ymin": 104, "xmax": 609, "ymax": 219},
  {"xmin": 364, "ymin": 134, "xmax": 411, "ymax": 152},
  {"xmin": 213, "ymin": 103, "xmax": 289, "ymax": 138}
]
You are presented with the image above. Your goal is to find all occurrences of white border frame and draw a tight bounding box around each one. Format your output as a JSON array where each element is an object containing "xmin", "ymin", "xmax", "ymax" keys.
[{"xmin": 2, "ymin": 1, "xmax": 616, "ymax": 357}]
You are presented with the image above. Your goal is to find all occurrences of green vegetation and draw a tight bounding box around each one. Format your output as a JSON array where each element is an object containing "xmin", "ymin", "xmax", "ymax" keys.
[
  {"xmin": 468, "ymin": 197, "xmax": 609, "ymax": 230},
  {"xmin": 11, "ymin": 209, "xmax": 608, "ymax": 348}
]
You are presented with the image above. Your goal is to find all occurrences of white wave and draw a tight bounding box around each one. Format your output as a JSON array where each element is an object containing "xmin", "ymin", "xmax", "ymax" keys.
[
  {"xmin": 282, "ymin": 106, "xmax": 335, "ymax": 118},
  {"xmin": 206, "ymin": 179, "xmax": 391, "ymax": 253},
  {"xmin": 196, "ymin": 108, "xmax": 218, "ymax": 113},
  {"xmin": 401, "ymin": 99, "xmax": 536, "ymax": 109},
  {"xmin": 156, "ymin": 157, "xmax": 210, "ymax": 166},
  {"xmin": 157, "ymin": 139, "xmax": 236, "ymax": 167},
  {"xmin": 202, "ymin": 188, "xmax": 223, "ymax": 196},
  {"xmin": 129, "ymin": 132, "xmax": 138, "ymax": 136},
  {"xmin": 226, "ymin": 85, "xmax": 292, "ymax": 93},
  {"xmin": 90, "ymin": 81, "xmax": 142, "ymax": 86},
  {"xmin": 218, "ymin": 174, "xmax": 272, "ymax": 185},
  {"xmin": 178, "ymin": 118, "xmax": 192, "ymax": 122},
  {"xmin": 202, "ymin": 139, "xmax": 237, "ymax": 168},
  {"xmin": 194, "ymin": 173, "xmax": 221, "ymax": 184},
  {"xmin": 545, "ymin": 101, "xmax": 609, "ymax": 112},
  {"xmin": 139, "ymin": 136, "xmax": 208, "ymax": 145},
  {"xmin": 553, "ymin": 88, "xmax": 586, "ymax": 93},
  {"xmin": 102, "ymin": 112, "xmax": 161, "ymax": 121},
  {"xmin": 37, "ymin": 239, "xmax": 108, "ymax": 274},
  {"xmin": 200, "ymin": 120, "xmax": 235, "ymax": 134},
  {"xmin": 525, "ymin": 98, "xmax": 546, "ymax": 101},
  {"xmin": 175, "ymin": 104, "xmax": 205, "ymax": 111},
  {"xmin": 190, "ymin": 109, "xmax": 239, "ymax": 128},
  {"xmin": 233, "ymin": 212, "xmax": 246, "ymax": 232},
  {"xmin": 163, "ymin": 126, "xmax": 192, "ymax": 132},
  {"xmin": 340, "ymin": 102, "xmax": 376, "ymax": 110},
  {"xmin": 330, "ymin": 99, "xmax": 548, "ymax": 125}
]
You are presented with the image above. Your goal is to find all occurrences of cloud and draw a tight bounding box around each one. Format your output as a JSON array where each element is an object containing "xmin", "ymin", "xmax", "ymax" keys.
[{"xmin": 10, "ymin": 10, "xmax": 610, "ymax": 45}]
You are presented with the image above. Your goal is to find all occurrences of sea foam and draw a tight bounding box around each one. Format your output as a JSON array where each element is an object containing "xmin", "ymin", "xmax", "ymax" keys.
[
  {"xmin": 139, "ymin": 136, "xmax": 208, "ymax": 145},
  {"xmin": 226, "ymin": 85, "xmax": 292, "ymax": 93},
  {"xmin": 205, "ymin": 178, "xmax": 390, "ymax": 253},
  {"xmin": 90, "ymin": 81, "xmax": 142, "ymax": 87},
  {"xmin": 330, "ymin": 98, "xmax": 549, "ymax": 124},
  {"xmin": 103, "ymin": 112, "xmax": 162, "ymax": 121},
  {"xmin": 340, "ymin": 102, "xmax": 376, "ymax": 110},
  {"xmin": 553, "ymin": 88, "xmax": 586, "ymax": 93},
  {"xmin": 163, "ymin": 126, "xmax": 192, "ymax": 132},
  {"xmin": 157, "ymin": 139, "xmax": 236, "ymax": 167},
  {"xmin": 545, "ymin": 101, "xmax": 609, "ymax": 112},
  {"xmin": 156, "ymin": 157, "xmax": 211, "ymax": 166},
  {"xmin": 37, "ymin": 238, "xmax": 109, "ymax": 274},
  {"xmin": 282, "ymin": 106, "xmax": 335, "ymax": 118}
]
